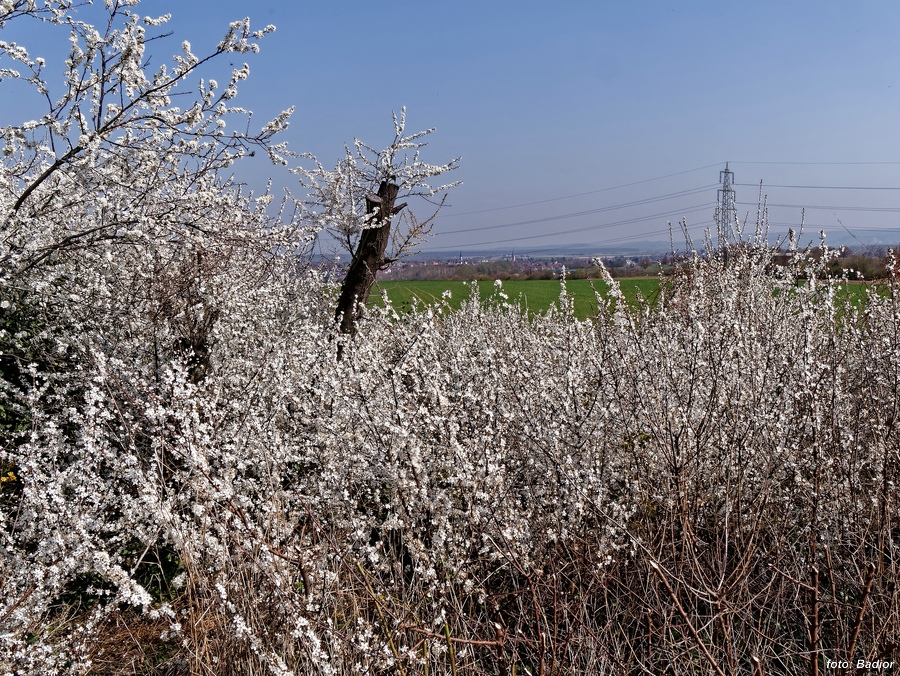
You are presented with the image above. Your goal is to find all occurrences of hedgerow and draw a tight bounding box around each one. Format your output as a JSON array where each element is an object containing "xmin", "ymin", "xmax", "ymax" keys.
[{"xmin": 1, "ymin": 2, "xmax": 898, "ymax": 674}]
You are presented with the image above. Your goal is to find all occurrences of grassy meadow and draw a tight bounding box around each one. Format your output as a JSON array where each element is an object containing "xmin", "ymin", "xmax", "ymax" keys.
[
  {"xmin": 369, "ymin": 275, "xmax": 885, "ymax": 320},
  {"xmin": 369, "ymin": 277, "xmax": 662, "ymax": 320}
]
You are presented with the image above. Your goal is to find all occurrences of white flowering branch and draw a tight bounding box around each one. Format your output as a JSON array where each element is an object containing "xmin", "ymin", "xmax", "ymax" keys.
[{"xmin": 1, "ymin": 2, "xmax": 295, "ymax": 276}]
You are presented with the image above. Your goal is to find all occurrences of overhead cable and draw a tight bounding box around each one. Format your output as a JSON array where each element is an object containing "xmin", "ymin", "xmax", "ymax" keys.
[
  {"xmin": 430, "ymin": 203, "xmax": 713, "ymax": 250},
  {"xmin": 736, "ymin": 183, "xmax": 900, "ymax": 191},
  {"xmin": 437, "ymin": 184, "xmax": 718, "ymax": 236},
  {"xmin": 438, "ymin": 163, "xmax": 722, "ymax": 217}
]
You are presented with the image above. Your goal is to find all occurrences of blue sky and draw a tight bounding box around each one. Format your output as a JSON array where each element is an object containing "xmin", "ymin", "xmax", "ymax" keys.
[{"xmin": 6, "ymin": 1, "xmax": 900, "ymax": 253}]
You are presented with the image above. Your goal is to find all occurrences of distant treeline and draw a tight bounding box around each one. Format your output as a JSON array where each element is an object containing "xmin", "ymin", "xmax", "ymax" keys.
[
  {"xmin": 386, "ymin": 246, "xmax": 900, "ymax": 281},
  {"xmin": 386, "ymin": 257, "xmax": 662, "ymax": 281}
]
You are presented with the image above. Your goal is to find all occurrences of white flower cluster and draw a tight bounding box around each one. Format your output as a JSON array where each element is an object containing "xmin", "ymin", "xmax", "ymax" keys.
[{"xmin": 294, "ymin": 106, "xmax": 460, "ymax": 257}]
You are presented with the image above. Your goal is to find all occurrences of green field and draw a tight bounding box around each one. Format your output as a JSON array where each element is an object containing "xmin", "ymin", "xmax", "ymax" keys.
[
  {"xmin": 369, "ymin": 278, "xmax": 662, "ymax": 320},
  {"xmin": 369, "ymin": 277, "xmax": 887, "ymax": 321}
]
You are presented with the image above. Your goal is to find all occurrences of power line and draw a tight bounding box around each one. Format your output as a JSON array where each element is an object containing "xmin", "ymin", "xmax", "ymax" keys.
[
  {"xmin": 518, "ymin": 225, "xmax": 701, "ymax": 255},
  {"xmin": 437, "ymin": 163, "xmax": 723, "ymax": 218},
  {"xmin": 429, "ymin": 163, "xmax": 900, "ymax": 252},
  {"xmin": 437, "ymin": 184, "xmax": 718, "ymax": 236},
  {"xmin": 736, "ymin": 201, "xmax": 900, "ymax": 213},
  {"xmin": 731, "ymin": 161, "xmax": 900, "ymax": 166},
  {"xmin": 736, "ymin": 183, "xmax": 900, "ymax": 191},
  {"xmin": 796, "ymin": 225, "xmax": 900, "ymax": 233},
  {"xmin": 429, "ymin": 203, "xmax": 714, "ymax": 250},
  {"xmin": 506, "ymin": 216, "xmax": 717, "ymax": 256},
  {"xmin": 437, "ymin": 164, "xmax": 900, "ymax": 221}
]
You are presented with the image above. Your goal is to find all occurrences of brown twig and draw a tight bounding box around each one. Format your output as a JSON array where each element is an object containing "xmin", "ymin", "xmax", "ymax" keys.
[
  {"xmin": 768, "ymin": 563, "xmax": 816, "ymax": 591},
  {"xmin": 0, "ymin": 584, "xmax": 36, "ymax": 625},
  {"xmin": 444, "ymin": 623, "xmax": 457, "ymax": 676},
  {"xmin": 810, "ymin": 566, "xmax": 819, "ymax": 676},
  {"xmin": 401, "ymin": 625, "xmax": 502, "ymax": 647},
  {"xmin": 355, "ymin": 561, "xmax": 406, "ymax": 676},
  {"xmin": 649, "ymin": 561, "xmax": 726, "ymax": 676},
  {"xmin": 845, "ymin": 562, "xmax": 877, "ymax": 671},
  {"xmin": 751, "ymin": 654, "xmax": 765, "ymax": 676}
]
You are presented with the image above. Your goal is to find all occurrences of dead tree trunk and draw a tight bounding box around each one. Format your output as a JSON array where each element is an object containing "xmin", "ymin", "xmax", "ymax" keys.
[{"xmin": 334, "ymin": 180, "xmax": 405, "ymax": 339}]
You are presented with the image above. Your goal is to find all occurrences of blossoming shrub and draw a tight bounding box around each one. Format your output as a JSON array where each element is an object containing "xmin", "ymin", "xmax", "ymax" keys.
[
  {"xmin": 3, "ymin": 226, "xmax": 899, "ymax": 674},
  {"xmin": 2, "ymin": 3, "xmax": 898, "ymax": 674}
]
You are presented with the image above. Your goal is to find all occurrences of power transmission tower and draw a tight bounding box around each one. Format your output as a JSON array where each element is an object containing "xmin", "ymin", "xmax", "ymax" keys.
[
  {"xmin": 716, "ymin": 163, "xmax": 737, "ymax": 240},
  {"xmin": 716, "ymin": 163, "xmax": 738, "ymax": 262}
]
